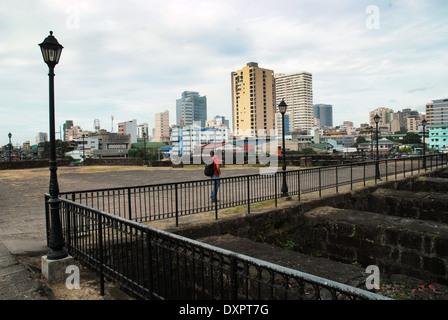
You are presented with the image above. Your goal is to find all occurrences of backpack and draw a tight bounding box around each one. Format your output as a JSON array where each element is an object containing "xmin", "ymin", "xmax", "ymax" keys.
[{"xmin": 204, "ymin": 160, "xmax": 215, "ymax": 177}]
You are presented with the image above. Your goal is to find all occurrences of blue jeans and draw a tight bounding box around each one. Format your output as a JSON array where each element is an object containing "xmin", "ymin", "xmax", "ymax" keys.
[{"xmin": 211, "ymin": 174, "xmax": 220, "ymax": 201}]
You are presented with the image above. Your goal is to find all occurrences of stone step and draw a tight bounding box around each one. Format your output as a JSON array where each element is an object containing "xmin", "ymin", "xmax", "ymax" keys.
[
  {"xmin": 407, "ymin": 176, "xmax": 448, "ymax": 193},
  {"xmin": 199, "ymin": 234, "xmax": 368, "ymax": 289},
  {"xmin": 362, "ymin": 189, "xmax": 448, "ymax": 224},
  {"xmin": 292, "ymin": 206, "xmax": 448, "ymax": 285}
]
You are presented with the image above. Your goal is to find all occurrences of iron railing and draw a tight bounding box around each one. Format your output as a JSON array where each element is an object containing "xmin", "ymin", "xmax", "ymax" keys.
[
  {"xmin": 57, "ymin": 154, "xmax": 448, "ymax": 226},
  {"xmin": 44, "ymin": 154, "xmax": 447, "ymax": 300},
  {"xmin": 55, "ymin": 198, "xmax": 389, "ymax": 300}
]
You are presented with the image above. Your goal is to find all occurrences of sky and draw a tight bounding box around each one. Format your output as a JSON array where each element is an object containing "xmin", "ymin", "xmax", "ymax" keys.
[{"xmin": 1, "ymin": 0, "xmax": 447, "ymax": 146}]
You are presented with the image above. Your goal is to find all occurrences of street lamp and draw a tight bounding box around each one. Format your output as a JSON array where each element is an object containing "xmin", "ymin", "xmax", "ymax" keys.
[
  {"xmin": 8, "ymin": 132, "xmax": 12, "ymax": 168},
  {"xmin": 143, "ymin": 131, "xmax": 148, "ymax": 166},
  {"xmin": 374, "ymin": 113, "xmax": 381, "ymax": 181},
  {"xmin": 39, "ymin": 31, "xmax": 67, "ymax": 260},
  {"xmin": 422, "ymin": 119, "xmax": 427, "ymax": 170},
  {"xmin": 278, "ymin": 99, "xmax": 290, "ymax": 199},
  {"xmin": 82, "ymin": 134, "xmax": 86, "ymax": 165}
]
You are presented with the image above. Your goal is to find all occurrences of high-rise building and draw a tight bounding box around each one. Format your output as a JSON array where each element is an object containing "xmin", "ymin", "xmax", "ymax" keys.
[
  {"xmin": 275, "ymin": 72, "xmax": 313, "ymax": 134},
  {"xmin": 213, "ymin": 115, "xmax": 230, "ymax": 128},
  {"xmin": 154, "ymin": 110, "xmax": 170, "ymax": 143},
  {"xmin": 231, "ymin": 62, "xmax": 275, "ymax": 137},
  {"xmin": 369, "ymin": 107, "xmax": 394, "ymax": 127},
  {"xmin": 36, "ymin": 132, "xmax": 48, "ymax": 144},
  {"xmin": 407, "ymin": 117, "xmax": 422, "ymax": 133},
  {"xmin": 137, "ymin": 123, "xmax": 149, "ymax": 140},
  {"xmin": 313, "ymin": 104, "xmax": 333, "ymax": 128},
  {"xmin": 118, "ymin": 119, "xmax": 137, "ymax": 143},
  {"xmin": 426, "ymin": 98, "xmax": 448, "ymax": 126},
  {"xmin": 274, "ymin": 113, "xmax": 290, "ymax": 136},
  {"xmin": 176, "ymin": 91, "xmax": 207, "ymax": 128},
  {"xmin": 63, "ymin": 120, "xmax": 73, "ymax": 141}
]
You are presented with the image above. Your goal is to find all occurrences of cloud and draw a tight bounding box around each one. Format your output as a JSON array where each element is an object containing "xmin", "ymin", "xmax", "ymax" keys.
[
  {"xmin": 1, "ymin": 0, "xmax": 448, "ymax": 145},
  {"xmin": 407, "ymin": 87, "xmax": 432, "ymax": 94}
]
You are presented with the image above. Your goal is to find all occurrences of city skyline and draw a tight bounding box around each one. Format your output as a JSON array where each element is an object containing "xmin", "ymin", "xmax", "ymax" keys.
[{"xmin": 1, "ymin": 0, "xmax": 447, "ymax": 145}]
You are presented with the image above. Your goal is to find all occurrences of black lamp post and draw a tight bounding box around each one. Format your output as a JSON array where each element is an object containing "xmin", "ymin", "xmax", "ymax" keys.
[
  {"xmin": 374, "ymin": 113, "xmax": 381, "ymax": 181},
  {"xmin": 143, "ymin": 131, "xmax": 148, "ymax": 166},
  {"xmin": 422, "ymin": 119, "xmax": 427, "ymax": 170},
  {"xmin": 39, "ymin": 31, "xmax": 67, "ymax": 260},
  {"xmin": 82, "ymin": 134, "xmax": 86, "ymax": 165},
  {"xmin": 8, "ymin": 132, "xmax": 12, "ymax": 168},
  {"xmin": 278, "ymin": 99, "xmax": 290, "ymax": 199}
]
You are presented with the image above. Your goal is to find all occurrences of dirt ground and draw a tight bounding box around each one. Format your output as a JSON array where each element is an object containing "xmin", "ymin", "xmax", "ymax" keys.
[{"xmin": 17, "ymin": 255, "xmax": 135, "ymax": 300}]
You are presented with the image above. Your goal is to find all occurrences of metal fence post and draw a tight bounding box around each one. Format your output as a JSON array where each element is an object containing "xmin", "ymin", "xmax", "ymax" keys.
[
  {"xmin": 335, "ymin": 166, "xmax": 338, "ymax": 193},
  {"xmin": 395, "ymin": 159, "xmax": 397, "ymax": 180},
  {"xmin": 175, "ymin": 183, "xmax": 179, "ymax": 227},
  {"xmin": 247, "ymin": 176, "xmax": 250, "ymax": 214},
  {"xmin": 363, "ymin": 163, "xmax": 366, "ymax": 187},
  {"xmin": 350, "ymin": 163, "xmax": 353, "ymax": 190},
  {"xmin": 127, "ymin": 187, "xmax": 132, "ymax": 221},
  {"xmin": 98, "ymin": 214, "xmax": 105, "ymax": 296},
  {"xmin": 385, "ymin": 159, "xmax": 388, "ymax": 182},
  {"xmin": 65, "ymin": 201, "xmax": 70, "ymax": 254},
  {"xmin": 230, "ymin": 255, "xmax": 238, "ymax": 300},
  {"xmin": 274, "ymin": 173, "xmax": 278, "ymax": 207},
  {"xmin": 146, "ymin": 232, "xmax": 154, "ymax": 299},
  {"xmin": 403, "ymin": 159, "xmax": 406, "ymax": 178},
  {"xmin": 214, "ymin": 179, "xmax": 218, "ymax": 219},
  {"xmin": 318, "ymin": 168, "xmax": 322, "ymax": 198}
]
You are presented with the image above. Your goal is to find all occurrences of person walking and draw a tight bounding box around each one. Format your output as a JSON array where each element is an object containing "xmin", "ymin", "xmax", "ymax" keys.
[{"xmin": 210, "ymin": 150, "xmax": 221, "ymax": 202}]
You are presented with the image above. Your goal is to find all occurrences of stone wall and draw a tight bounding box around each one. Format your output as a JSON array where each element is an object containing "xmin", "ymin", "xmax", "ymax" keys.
[
  {"xmin": 172, "ymin": 169, "xmax": 448, "ymax": 286},
  {"xmin": 0, "ymin": 159, "xmax": 70, "ymax": 170}
]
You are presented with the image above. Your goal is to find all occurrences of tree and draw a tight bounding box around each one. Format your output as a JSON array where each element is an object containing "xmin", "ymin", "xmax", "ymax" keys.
[
  {"xmin": 129, "ymin": 142, "xmax": 167, "ymax": 161},
  {"xmin": 402, "ymin": 132, "xmax": 421, "ymax": 145},
  {"xmin": 39, "ymin": 140, "xmax": 72, "ymax": 159},
  {"xmin": 356, "ymin": 136, "xmax": 367, "ymax": 144}
]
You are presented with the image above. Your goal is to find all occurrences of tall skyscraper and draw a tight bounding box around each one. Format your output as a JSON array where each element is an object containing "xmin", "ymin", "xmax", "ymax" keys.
[
  {"xmin": 426, "ymin": 98, "xmax": 448, "ymax": 126},
  {"xmin": 176, "ymin": 91, "xmax": 207, "ymax": 128},
  {"xmin": 274, "ymin": 72, "xmax": 313, "ymax": 134},
  {"xmin": 313, "ymin": 104, "xmax": 333, "ymax": 128},
  {"xmin": 231, "ymin": 62, "xmax": 275, "ymax": 136},
  {"xmin": 63, "ymin": 120, "xmax": 73, "ymax": 141},
  {"xmin": 154, "ymin": 110, "xmax": 170, "ymax": 143}
]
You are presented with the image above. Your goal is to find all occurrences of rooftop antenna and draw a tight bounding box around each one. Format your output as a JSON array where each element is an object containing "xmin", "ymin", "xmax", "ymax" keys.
[
  {"xmin": 94, "ymin": 119, "xmax": 100, "ymax": 132},
  {"xmin": 111, "ymin": 115, "xmax": 114, "ymax": 132}
]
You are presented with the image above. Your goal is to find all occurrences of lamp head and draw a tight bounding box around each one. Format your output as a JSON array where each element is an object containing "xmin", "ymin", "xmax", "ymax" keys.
[
  {"xmin": 278, "ymin": 99, "xmax": 287, "ymax": 114},
  {"xmin": 39, "ymin": 31, "xmax": 63, "ymax": 67},
  {"xmin": 374, "ymin": 113, "xmax": 380, "ymax": 124}
]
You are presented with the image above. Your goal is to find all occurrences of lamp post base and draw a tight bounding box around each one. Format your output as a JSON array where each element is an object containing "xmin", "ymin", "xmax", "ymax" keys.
[
  {"xmin": 46, "ymin": 248, "xmax": 68, "ymax": 260},
  {"xmin": 42, "ymin": 254, "xmax": 73, "ymax": 282}
]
